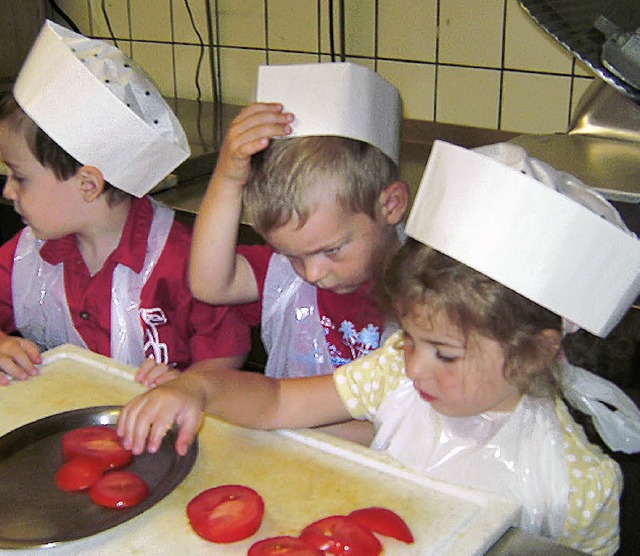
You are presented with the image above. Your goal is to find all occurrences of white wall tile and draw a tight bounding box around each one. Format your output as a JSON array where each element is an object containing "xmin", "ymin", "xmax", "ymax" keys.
[
  {"xmin": 174, "ymin": 44, "xmax": 213, "ymax": 102},
  {"xmin": 218, "ymin": 0, "xmax": 266, "ymax": 49},
  {"xmin": 501, "ymin": 71, "xmax": 572, "ymax": 133},
  {"xmin": 437, "ymin": 66, "xmax": 501, "ymax": 128},
  {"xmin": 219, "ymin": 48, "xmax": 267, "ymax": 105},
  {"xmin": 130, "ymin": 41, "xmax": 175, "ymax": 98},
  {"xmin": 267, "ymin": 0, "xmax": 318, "ymax": 52},
  {"xmin": 504, "ymin": 0, "xmax": 572, "ymax": 74},
  {"xmin": 378, "ymin": 0, "xmax": 437, "ymax": 62},
  {"xmin": 89, "ymin": 0, "xmax": 130, "ymax": 39},
  {"xmin": 130, "ymin": 0, "xmax": 171, "ymax": 42},
  {"xmin": 172, "ymin": 0, "xmax": 210, "ymax": 46},
  {"xmin": 439, "ymin": 0, "xmax": 504, "ymax": 68},
  {"xmin": 378, "ymin": 60, "xmax": 435, "ymax": 121},
  {"xmin": 80, "ymin": 0, "xmax": 600, "ymax": 133}
]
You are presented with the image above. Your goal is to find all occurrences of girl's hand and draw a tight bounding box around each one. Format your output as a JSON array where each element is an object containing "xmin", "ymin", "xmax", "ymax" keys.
[
  {"xmin": 0, "ymin": 335, "xmax": 42, "ymax": 385},
  {"xmin": 117, "ymin": 377, "xmax": 207, "ymax": 456},
  {"xmin": 135, "ymin": 357, "xmax": 180, "ymax": 388},
  {"xmin": 214, "ymin": 102, "xmax": 293, "ymax": 189}
]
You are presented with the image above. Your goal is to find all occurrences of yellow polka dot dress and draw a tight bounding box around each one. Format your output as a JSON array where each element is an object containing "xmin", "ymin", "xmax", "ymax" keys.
[{"xmin": 334, "ymin": 331, "xmax": 621, "ymax": 555}]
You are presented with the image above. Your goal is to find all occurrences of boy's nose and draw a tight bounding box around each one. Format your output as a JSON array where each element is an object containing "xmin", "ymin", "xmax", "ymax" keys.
[
  {"xmin": 301, "ymin": 258, "xmax": 327, "ymax": 286},
  {"xmin": 2, "ymin": 178, "xmax": 16, "ymax": 200}
]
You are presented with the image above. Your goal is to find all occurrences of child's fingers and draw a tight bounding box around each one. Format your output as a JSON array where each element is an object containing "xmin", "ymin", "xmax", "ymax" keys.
[
  {"xmin": 134, "ymin": 357, "xmax": 157, "ymax": 384},
  {"xmin": 152, "ymin": 369, "xmax": 180, "ymax": 386},
  {"xmin": 135, "ymin": 358, "xmax": 178, "ymax": 388},
  {"xmin": 173, "ymin": 415, "xmax": 201, "ymax": 457},
  {"xmin": 227, "ymin": 104, "xmax": 293, "ymax": 152},
  {"xmin": 0, "ymin": 342, "xmax": 41, "ymax": 382}
]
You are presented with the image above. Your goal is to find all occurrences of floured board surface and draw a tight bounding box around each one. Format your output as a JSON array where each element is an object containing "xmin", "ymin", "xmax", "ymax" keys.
[{"xmin": 0, "ymin": 345, "xmax": 519, "ymax": 555}]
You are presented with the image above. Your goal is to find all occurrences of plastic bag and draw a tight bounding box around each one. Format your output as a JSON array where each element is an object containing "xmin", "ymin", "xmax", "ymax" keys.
[{"xmin": 560, "ymin": 360, "xmax": 640, "ymax": 453}]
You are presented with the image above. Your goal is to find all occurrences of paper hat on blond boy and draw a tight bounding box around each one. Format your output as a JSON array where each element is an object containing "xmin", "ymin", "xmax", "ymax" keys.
[
  {"xmin": 13, "ymin": 20, "xmax": 190, "ymax": 197},
  {"xmin": 406, "ymin": 140, "xmax": 640, "ymax": 338},
  {"xmin": 256, "ymin": 62, "xmax": 401, "ymax": 165}
]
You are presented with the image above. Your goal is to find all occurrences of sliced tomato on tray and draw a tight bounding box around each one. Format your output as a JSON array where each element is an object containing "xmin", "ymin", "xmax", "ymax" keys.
[
  {"xmin": 187, "ymin": 484, "xmax": 264, "ymax": 543},
  {"xmin": 62, "ymin": 425, "xmax": 132, "ymax": 470},
  {"xmin": 89, "ymin": 470, "xmax": 149, "ymax": 508},
  {"xmin": 55, "ymin": 456, "xmax": 105, "ymax": 492},
  {"xmin": 248, "ymin": 535, "xmax": 323, "ymax": 555},
  {"xmin": 299, "ymin": 515, "xmax": 382, "ymax": 556},
  {"xmin": 349, "ymin": 507, "xmax": 414, "ymax": 543}
]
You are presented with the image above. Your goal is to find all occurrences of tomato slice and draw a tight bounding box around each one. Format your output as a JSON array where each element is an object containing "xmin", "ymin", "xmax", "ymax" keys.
[
  {"xmin": 62, "ymin": 426, "xmax": 132, "ymax": 470},
  {"xmin": 187, "ymin": 485, "xmax": 264, "ymax": 543},
  {"xmin": 89, "ymin": 470, "xmax": 149, "ymax": 508},
  {"xmin": 348, "ymin": 507, "xmax": 414, "ymax": 543},
  {"xmin": 55, "ymin": 456, "xmax": 105, "ymax": 492},
  {"xmin": 248, "ymin": 536, "xmax": 323, "ymax": 556},
  {"xmin": 299, "ymin": 515, "xmax": 382, "ymax": 556}
]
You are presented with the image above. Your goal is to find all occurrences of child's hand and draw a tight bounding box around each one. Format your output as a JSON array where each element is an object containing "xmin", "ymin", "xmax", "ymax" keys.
[
  {"xmin": 117, "ymin": 377, "xmax": 207, "ymax": 457},
  {"xmin": 215, "ymin": 102, "xmax": 293, "ymax": 189},
  {"xmin": 0, "ymin": 335, "xmax": 42, "ymax": 385},
  {"xmin": 135, "ymin": 357, "xmax": 180, "ymax": 388}
]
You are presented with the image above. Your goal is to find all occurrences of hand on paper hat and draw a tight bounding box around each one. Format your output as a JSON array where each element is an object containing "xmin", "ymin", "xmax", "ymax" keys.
[{"xmin": 212, "ymin": 103, "xmax": 293, "ymax": 193}]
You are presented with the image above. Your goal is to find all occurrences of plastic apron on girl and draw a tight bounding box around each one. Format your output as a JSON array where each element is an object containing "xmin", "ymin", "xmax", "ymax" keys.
[
  {"xmin": 12, "ymin": 199, "xmax": 173, "ymax": 368},
  {"xmin": 371, "ymin": 378, "xmax": 570, "ymax": 537}
]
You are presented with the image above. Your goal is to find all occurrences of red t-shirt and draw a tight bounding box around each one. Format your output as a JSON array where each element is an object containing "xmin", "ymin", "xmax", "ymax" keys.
[
  {"xmin": 237, "ymin": 244, "xmax": 385, "ymax": 367},
  {"xmin": 0, "ymin": 197, "xmax": 250, "ymax": 369}
]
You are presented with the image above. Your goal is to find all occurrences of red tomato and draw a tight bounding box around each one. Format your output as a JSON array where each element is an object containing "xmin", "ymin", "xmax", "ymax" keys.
[
  {"xmin": 187, "ymin": 485, "xmax": 264, "ymax": 543},
  {"xmin": 299, "ymin": 516, "xmax": 382, "ymax": 556},
  {"xmin": 62, "ymin": 426, "xmax": 132, "ymax": 470},
  {"xmin": 248, "ymin": 536, "xmax": 323, "ymax": 556},
  {"xmin": 89, "ymin": 470, "xmax": 149, "ymax": 508},
  {"xmin": 55, "ymin": 456, "xmax": 105, "ymax": 492},
  {"xmin": 349, "ymin": 507, "xmax": 414, "ymax": 543}
]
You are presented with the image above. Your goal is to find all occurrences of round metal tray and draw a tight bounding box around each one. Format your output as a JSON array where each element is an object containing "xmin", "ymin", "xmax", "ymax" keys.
[{"xmin": 0, "ymin": 406, "xmax": 198, "ymax": 549}]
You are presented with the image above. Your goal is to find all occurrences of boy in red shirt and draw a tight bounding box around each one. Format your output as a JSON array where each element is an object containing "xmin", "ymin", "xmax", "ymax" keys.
[{"xmin": 0, "ymin": 21, "xmax": 250, "ymax": 386}]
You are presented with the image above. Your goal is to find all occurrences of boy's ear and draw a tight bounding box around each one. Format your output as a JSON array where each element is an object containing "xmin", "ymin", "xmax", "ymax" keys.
[
  {"xmin": 77, "ymin": 165, "xmax": 105, "ymax": 202},
  {"xmin": 379, "ymin": 180, "xmax": 410, "ymax": 225}
]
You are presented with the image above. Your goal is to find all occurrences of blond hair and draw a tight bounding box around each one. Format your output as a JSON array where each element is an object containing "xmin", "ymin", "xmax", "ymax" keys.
[
  {"xmin": 244, "ymin": 136, "xmax": 399, "ymax": 234},
  {"xmin": 382, "ymin": 239, "xmax": 562, "ymax": 397}
]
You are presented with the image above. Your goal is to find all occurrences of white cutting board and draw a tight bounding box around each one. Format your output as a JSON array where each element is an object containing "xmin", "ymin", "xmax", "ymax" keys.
[{"xmin": 0, "ymin": 345, "xmax": 520, "ymax": 555}]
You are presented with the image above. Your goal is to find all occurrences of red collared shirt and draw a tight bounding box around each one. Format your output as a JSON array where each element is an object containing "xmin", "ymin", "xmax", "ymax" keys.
[
  {"xmin": 237, "ymin": 243, "xmax": 385, "ymax": 368},
  {"xmin": 0, "ymin": 197, "xmax": 250, "ymax": 368}
]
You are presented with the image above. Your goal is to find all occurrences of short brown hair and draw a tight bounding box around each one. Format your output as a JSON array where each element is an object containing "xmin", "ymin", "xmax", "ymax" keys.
[
  {"xmin": 244, "ymin": 136, "xmax": 399, "ymax": 234},
  {"xmin": 381, "ymin": 239, "xmax": 562, "ymax": 397},
  {"xmin": 0, "ymin": 93, "xmax": 126, "ymax": 203}
]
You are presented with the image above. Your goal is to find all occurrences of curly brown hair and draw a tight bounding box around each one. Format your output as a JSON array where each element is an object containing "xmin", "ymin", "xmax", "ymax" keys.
[{"xmin": 381, "ymin": 239, "xmax": 562, "ymax": 397}]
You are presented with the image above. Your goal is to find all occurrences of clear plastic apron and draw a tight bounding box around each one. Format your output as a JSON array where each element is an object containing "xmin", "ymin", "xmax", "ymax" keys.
[
  {"xmin": 261, "ymin": 253, "xmax": 334, "ymax": 378},
  {"xmin": 372, "ymin": 381, "xmax": 569, "ymax": 537},
  {"xmin": 12, "ymin": 199, "xmax": 173, "ymax": 367}
]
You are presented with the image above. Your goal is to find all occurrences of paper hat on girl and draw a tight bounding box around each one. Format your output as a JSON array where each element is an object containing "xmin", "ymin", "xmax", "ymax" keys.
[
  {"xmin": 13, "ymin": 20, "xmax": 190, "ymax": 197},
  {"xmin": 406, "ymin": 140, "xmax": 640, "ymax": 337},
  {"xmin": 256, "ymin": 62, "xmax": 401, "ymax": 165}
]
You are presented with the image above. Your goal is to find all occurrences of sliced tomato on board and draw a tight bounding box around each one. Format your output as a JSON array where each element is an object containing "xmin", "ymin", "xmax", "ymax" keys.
[
  {"xmin": 187, "ymin": 484, "xmax": 265, "ymax": 543},
  {"xmin": 55, "ymin": 456, "xmax": 105, "ymax": 492},
  {"xmin": 89, "ymin": 470, "xmax": 149, "ymax": 508},
  {"xmin": 299, "ymin": 515, "xmax": 382, "ymax": 556},
  {"xmin": 349, "ymin": 507, "xmax": 414, "ymax": 543},
  {"xmin": 62, "ymin": 426, "xmax": 132, "ymax": 470},
  {"xmin": 248, "ymin": 535, "xmax": 324, "ymax": 556}
]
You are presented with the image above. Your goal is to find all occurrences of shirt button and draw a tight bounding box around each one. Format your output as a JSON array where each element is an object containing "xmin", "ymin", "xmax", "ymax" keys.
[{"xmin": 79, "ymin": 311, "xmax": 90, "ymax": 320}]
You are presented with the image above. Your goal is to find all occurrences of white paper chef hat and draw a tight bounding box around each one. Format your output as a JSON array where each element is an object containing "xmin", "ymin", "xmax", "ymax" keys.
[
  {"xmin": 256, "ymin": 62, "xmax": 401, "ymax": 165},
  {"xmin": 405, "ymin": 140, "xmax": 640, "ymax": 338},
  {"xmin": 13, "ymin": 20, "xmax": 190, "ymax": 197}
]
